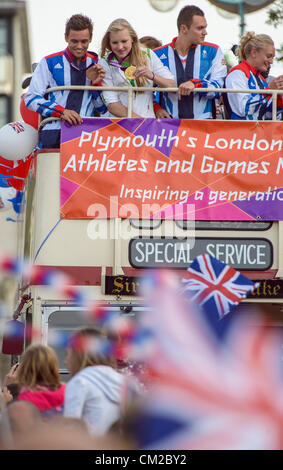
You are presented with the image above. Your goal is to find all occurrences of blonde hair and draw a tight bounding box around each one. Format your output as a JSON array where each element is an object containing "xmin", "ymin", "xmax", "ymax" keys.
[
  {"xmin": 67, "ymin": 327, "xmax": 117, "ymax": 376},
  {"xmin": 238, "ymin": 32, "xmax": 274, "ymax": 61},
  {"xmin": 17, "ymin": 344, "xmax": 61, "ymax": 391},
  {"xmin": 101, "ymin": 18, "xmax": 149, "ymax": 87}
]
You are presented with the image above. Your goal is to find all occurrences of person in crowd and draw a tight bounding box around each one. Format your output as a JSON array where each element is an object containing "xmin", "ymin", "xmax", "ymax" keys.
[
  {"xmin": 24, "ymin": 14, "xmax": 107, "ymax": 148},
  {"xmin": 139, "ymin": 36, "xmax": 162, "ymax": 49},
  {"xmin": 153, "ymin": 4, "xmax": 227, "ymax": 119},
  {"xmin": 64, "ymin": 327, "xmax": 134, "ymax": 436},
  {"xmin": 16, "ymin": 344, "xmax": 65, "ymax": 418},
  {"xmin": 224, "ymin": 32, "xmax": 283, "ymax": 120},
  {"xmin": 88, "ymin": 18, "xmax": 175, "ymax": 118}
]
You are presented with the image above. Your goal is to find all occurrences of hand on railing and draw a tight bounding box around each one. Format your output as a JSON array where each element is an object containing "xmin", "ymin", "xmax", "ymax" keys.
[
  {"xmin": 177, "ymin": 80, "xmax": 195, "ymax": 100},
  {"xmin": 61, "ymin": 109, "xmax": 83, "ymax": 126}
]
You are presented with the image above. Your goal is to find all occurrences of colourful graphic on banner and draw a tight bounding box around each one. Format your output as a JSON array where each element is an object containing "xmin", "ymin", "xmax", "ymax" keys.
[{"xmin": 60, "ymin": 118, "xmax": 283, "ymax": 220}]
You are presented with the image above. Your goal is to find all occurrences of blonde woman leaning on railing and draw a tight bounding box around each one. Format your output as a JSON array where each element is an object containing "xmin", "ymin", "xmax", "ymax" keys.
[{"xmin": 224, "ymin": 32, "xmax": 283, "ymax": 120}]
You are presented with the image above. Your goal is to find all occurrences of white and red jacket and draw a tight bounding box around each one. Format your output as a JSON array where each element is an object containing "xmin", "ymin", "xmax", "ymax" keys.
[{"xmin": 225, "ymin": 60, "xmax": 283, "ymax": 120}]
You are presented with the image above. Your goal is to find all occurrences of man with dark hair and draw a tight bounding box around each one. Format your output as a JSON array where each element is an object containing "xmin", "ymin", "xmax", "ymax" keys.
[
  {"xmin": 25, "ymin": 14, "xmax": 106, "ymax": 148},
  {"xmin": 65, "ymin": 14, "xmax": 93, "ymax": 37},
  {"xmin": 176, "ymin": 4, "xmax": 204, "ymax": 30},
  {"xmin": 154, "ymin": 4, "xmax": 227, "ymax": 119}
]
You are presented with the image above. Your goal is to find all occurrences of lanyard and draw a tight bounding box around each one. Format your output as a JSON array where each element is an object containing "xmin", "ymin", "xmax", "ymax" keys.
[
  {"xmin": 63, "ymin": 48, "xmax": 97, "ymax": 72},
  {"xmin": 107, "ymin": 51, "xmax": 132, "ymax": 70}
]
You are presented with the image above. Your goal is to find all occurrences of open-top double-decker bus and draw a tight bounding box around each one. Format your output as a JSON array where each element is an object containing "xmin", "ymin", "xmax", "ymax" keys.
[{"xmin": 8, "ymin": 84, "xmax": 283, "ymax": 374}]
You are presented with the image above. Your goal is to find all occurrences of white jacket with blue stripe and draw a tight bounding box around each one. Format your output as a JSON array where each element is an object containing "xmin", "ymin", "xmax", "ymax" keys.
[
  {"xmin": 24, "ymin": 48, "xmax": 107, "ymax": 132},
  {"xmin": 153, "ymin": 38, "xmax": 227, "ymax": 119}
]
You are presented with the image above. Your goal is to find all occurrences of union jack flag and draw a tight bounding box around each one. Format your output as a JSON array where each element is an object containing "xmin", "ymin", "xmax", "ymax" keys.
[
  {"xmin": 128, "ymin": 271, "xmax": 283, "ymax": 450},
  {"xmin": 0, "ymin": 155, "xmax": 33, "ymax": 190},
  {"xmin": 181, "ymin": 253, "xmax": 258, "ymax": 320},
  {"xmin": 8, "ymin": 122, "xmax": 25, "ymax": 134}
]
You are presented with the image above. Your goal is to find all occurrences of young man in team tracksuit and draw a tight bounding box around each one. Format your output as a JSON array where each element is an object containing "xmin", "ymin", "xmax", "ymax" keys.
[
  {"xmin": 24, "ymin": 14, "xmax": 107, "ymax": 148},
  {"xmin": 153, "ymin": 5, "xmax": 227, "ymax": 119}
]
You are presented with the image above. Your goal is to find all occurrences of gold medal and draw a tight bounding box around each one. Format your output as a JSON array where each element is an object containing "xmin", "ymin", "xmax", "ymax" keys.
[{"xmin": 125, "ymin": 66, "xmax": 136, "ymax": 80}]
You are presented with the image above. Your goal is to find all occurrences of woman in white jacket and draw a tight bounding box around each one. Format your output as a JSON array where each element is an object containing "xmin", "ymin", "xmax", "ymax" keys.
[
  {"xmin": 87, "ymin": 18, "xmax": 176, "ymax": 118},
  {"xmin": 64, "ymin": 327, "xmax": 128, "ymax": 436}
]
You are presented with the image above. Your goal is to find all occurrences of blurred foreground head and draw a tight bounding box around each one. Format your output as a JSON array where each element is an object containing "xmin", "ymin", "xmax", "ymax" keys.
[
  {"xmin": 7, "ymin": 400, "xmax": 41, "ymax": 436},
  {"xmin": 9, "ymin": 415, "xmax": 130, "ymax": 450}
]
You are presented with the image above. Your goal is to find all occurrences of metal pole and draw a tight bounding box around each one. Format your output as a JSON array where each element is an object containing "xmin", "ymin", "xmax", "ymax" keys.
[
  {"xmin": 127, "ymin": 87, "xmax": 133, "ymax": 118},
  {"xmin": 238, "ymin": 0, "xmax": 245, "ymax": 37}
]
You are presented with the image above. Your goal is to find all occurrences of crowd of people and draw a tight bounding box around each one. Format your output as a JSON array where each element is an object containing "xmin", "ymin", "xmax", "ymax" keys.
[
  {"xmin": 0, "ymin": 327, "xmax": 139, "ymax": 449},
  {"xmin": 23, "ymin": 4, "xmax": 283, "ymax": 149}
]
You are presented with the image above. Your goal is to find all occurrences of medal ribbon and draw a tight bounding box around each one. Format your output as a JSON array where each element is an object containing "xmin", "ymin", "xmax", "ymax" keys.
[
  {"xmin": 63, "ymin": 48, "xmax": 97, "ymax": 72},
  {"xmin": 107, "ymin": 50, "xmax": 132, "ymax": 70},
  {"xmin": 107, "ymin": 51, "xmax": 136, "ymax": 88}
]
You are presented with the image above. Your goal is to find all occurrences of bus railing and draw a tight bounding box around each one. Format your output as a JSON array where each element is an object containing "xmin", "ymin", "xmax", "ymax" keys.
[{"xmin": 39, "ymin": 85, "xmax": 283, "ymax": 125}]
